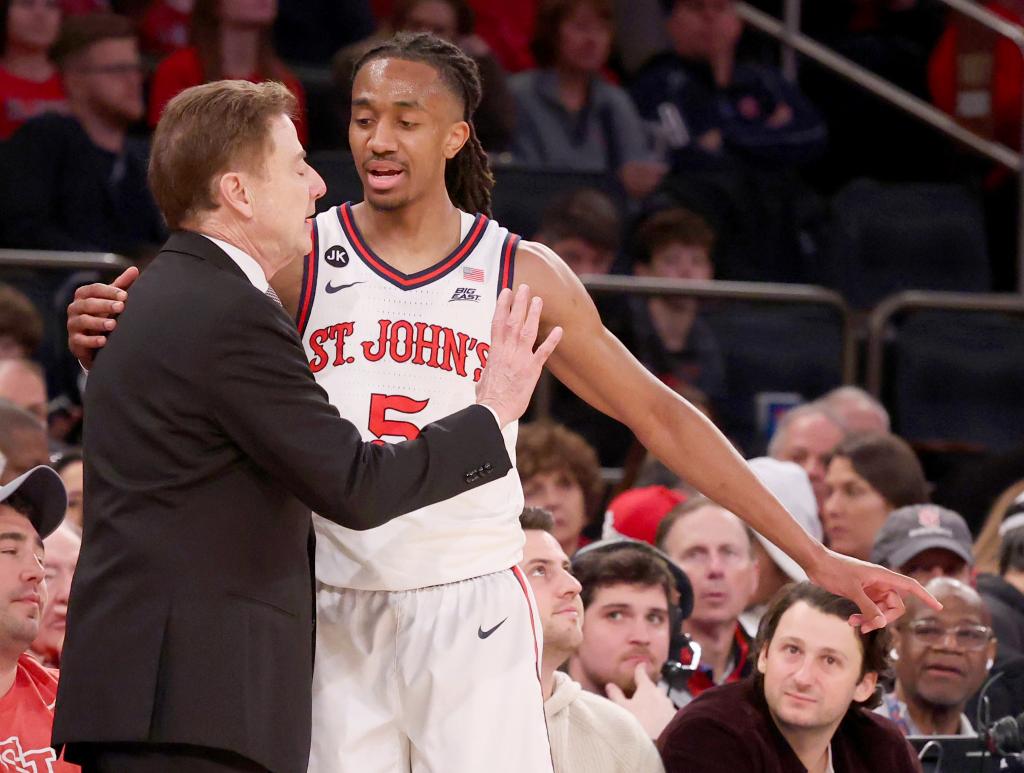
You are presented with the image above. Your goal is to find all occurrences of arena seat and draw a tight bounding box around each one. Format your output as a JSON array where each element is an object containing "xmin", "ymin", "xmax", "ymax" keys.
[
  {"xmin": 885, "ymin": 309, "xmax": 1024, "ymax": 452},
  {"xmin": 823, "ymin": 179, "xmax": 990, "ymax": 309},
  {"xmin": 489, "ymin": 166, "xmax": 626, "ymax": 238},
  {"xmin": 703, "ymin": 303, "xmax": 846, "ymax": 454}
]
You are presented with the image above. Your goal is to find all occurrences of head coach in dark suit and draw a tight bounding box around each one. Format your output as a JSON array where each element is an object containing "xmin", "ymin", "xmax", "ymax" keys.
[{"xmin": 52, "ymin": 79, "xmax": 561, "ymax": 773}]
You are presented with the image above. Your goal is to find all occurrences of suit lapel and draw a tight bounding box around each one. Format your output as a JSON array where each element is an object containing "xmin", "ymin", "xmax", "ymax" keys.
[{"xmin": 161, "ymin": 230, "xmax": 249, "ymax": 282}]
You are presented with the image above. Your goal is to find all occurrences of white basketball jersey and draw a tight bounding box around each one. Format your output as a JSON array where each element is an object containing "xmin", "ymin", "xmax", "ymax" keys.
[{"xmin": 297, "ymin": 203, "xmax": 524, "ymax": 591}]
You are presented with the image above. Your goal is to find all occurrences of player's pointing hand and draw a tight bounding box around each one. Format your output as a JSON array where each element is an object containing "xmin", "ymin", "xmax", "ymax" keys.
[{"xmin": 475, "ymin": 284, "xmax": 562, "ymax": 427}]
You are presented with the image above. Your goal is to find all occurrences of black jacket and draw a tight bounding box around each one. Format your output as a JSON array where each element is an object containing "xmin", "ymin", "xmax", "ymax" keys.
[
  {"xmin": 978, "ymin": 573, "xmax": 1024, "ymax": 658},
  {"xmin": 52, "ymin": 231, "xmax": 512, "ymax": 773}
]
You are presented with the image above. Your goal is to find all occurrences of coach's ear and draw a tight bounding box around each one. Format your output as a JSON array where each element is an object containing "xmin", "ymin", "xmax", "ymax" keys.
[
  {"xmin": 443, "ymin": 120, "xmax": 470, "ymax": 160},
  {"xmin": 216, "ymin": 171, "xmax": 255, "ymax": 220}
]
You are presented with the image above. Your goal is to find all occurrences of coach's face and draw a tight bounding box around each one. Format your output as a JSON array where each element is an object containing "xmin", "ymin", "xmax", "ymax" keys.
[
  {"xmin": 350, "ymin": 57, "xmax": 470, "ymax": 212},
  {"xmin": 242, "ymin": 113, "xmax": 325, "ymax": 267}
]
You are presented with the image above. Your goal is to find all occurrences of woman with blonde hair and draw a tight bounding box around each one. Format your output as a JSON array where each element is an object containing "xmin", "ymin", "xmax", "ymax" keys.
[{"xmin": 974, "ymin": 478, "xmax": 1024, "ymax": 574}]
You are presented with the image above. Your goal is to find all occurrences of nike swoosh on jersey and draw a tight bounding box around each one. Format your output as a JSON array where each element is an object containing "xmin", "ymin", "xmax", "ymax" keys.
[
  {"xmin": 478, "ymin": 617, "xmax": 508, "ymax": 639},
  {"xmin": 325, "ymin": 280, "xmax": 365, "ymax": 293}
]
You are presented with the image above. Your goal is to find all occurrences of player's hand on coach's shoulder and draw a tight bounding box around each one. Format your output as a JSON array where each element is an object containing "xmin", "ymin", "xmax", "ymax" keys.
[
  {"xmin": 475, "ymin": 284, "xmax": 562, "ymax": 428},
  {"xmin": 67, "ymin": 266, "xmax": 139, "ymax": 369},
  {"xmin": 805, "ymin": 546, "xmax": 942, "ymax": 633}
]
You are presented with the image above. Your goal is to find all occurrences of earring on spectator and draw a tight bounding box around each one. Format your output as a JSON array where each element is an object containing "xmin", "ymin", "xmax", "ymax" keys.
[{"xmin": 889, "ymin": 648, "xmax": 899, "ymax": 661}]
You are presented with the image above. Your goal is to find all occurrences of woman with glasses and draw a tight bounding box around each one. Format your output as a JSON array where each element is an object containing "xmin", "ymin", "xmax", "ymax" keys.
[
  {"xmin": 0, "ymin": 0, "xmax": 66, "ymax": 139},
  {"xmin": 877, "ymin": 576, "xmax": 997, "ymax": 737}
]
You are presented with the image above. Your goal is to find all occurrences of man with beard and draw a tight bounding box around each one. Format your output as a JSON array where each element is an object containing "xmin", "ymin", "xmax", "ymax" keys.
[
  {"xmin": 877, "ymin": 577, "xmax": 996, "ymax": 736},
  {"xmin": 658, "ymin": 582, "xmax": 918, "ymax": 773},
  {"xmin": 519, "ymin": 508, "xmax": 665, "ymax": 772}
]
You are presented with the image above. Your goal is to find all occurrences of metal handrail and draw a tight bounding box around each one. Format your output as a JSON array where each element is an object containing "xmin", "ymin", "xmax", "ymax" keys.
[
  {"xmin": 865, "ymin": 290, "xmax": 1024, "ymax": 395},
  {"xmin": 736, "ymin": 2, "xmax": 1021, "ymax": 172},
  {"xmin": 737, "ymin": 0, "xmax": 1024, "ymax": 294},
  {"xmin": 0, "ymin": 249, "xmax": 130, "ymax": 272},
  {"xmin": 581, "ymin": 274, "xmax": 856, "ymax": 383}
]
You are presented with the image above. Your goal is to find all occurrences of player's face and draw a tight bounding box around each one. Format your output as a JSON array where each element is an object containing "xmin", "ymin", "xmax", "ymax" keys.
[
  {"xmin": 0, "ymin": 507, "xmax": 47, "ymax": 650},
  {"xmin": 75, "ymin": 38, "xmax": 145, "ymax": 126},
  {"xmin": 556, "ymin": 2, "xmax": 612, "ymax": 74},
  {"xmin": 661, "ymin": 505, "xmax": 758, "ymax": 627},
  {"xmin": 350, "ymin": 57, "xmax": 469, "ymax": 213},
  {"xmin": 773, "ymin": 413, "xmax": 843, "ymax": 512},
  {"xmin": 822, "ymin": 457, "xmax": 891, "ymax": 562},
  {"xmin": 572, "ymin": 583, "xmax": 670, "ymax": 696},
  {"xmin": 6, "ymin": 0, "xmax": 61, "ymax": 53},
  {"xmin": 758, "ymin": 601, "xmax": 875, "ymax": 733},
  {"xmin": 521, "ymin": 469, "xmax": 587, "ymax": 555},
  {"xmin": 242, "ymin": 113, "xmax": 325, "ymax": 268},
  {"xmin": 31, "ymin": 526, "xmax": 78, "ymax": 663},
  {"xmin": 520, "ymin": 530, "xmax": 583, "ymax": 658}
]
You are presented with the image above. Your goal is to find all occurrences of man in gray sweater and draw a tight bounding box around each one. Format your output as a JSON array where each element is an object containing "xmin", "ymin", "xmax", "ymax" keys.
[{"xmin": 519, "ymin": 508, "xmax": 665, "ymax": 773}]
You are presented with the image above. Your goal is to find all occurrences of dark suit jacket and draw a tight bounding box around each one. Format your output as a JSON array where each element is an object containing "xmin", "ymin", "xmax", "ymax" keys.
[
  {"xmin": 657, "ymin": 679, "xmax": 921, "ymax": 773},
  {"xmin": 52, "ymin": 231, "xmax": 512, "ymax": 773}
]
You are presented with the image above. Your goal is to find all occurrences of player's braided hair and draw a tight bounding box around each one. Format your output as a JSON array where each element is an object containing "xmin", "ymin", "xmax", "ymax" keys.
[{"xmin": 352, "ymin": 32, "xmax": 495, "ymax": 217}]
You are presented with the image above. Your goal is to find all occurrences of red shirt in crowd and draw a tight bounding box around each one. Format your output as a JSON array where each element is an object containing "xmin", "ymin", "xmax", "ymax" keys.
[
  {"xmin": 0, "ymin": 68, "xmax": 67, "ymax": 141},
  {"xmin": 139, "ymin": 0, "xmax": 192, "ymax": 57},
  {"xmin": 929, "ymin": 1, "xmax": 1024, "ymax": 154},
  {"xmin": 468, "ymin": 0, "xmax": 538, "ymax": 72},
  {"xmin": 0, "ymin": 654, "xmax": 78, "ymax": 772},
  {"xmin": 148, "ymin": 46, "xmax": 308, "ymax": 145}
]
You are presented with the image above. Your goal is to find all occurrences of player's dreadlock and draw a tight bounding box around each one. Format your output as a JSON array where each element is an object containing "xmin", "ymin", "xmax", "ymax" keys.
[{"xmin": 352, "ymin": 32, "xmax": 495, "ymax": 217}]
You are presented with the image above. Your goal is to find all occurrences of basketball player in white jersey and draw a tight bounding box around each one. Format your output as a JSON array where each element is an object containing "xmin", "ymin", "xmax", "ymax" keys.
[{"xmin": 70, "ymin": 31, "xmax": 939, "ymax": 773}]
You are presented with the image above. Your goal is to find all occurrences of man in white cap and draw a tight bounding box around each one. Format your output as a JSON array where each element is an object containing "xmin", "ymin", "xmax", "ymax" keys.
[
  {"xmin": 0, "ymin": 464, "xmax": 73, "ymax": 772},
  {"xmin": 741, "ymin": 457, "xmax": 823, "ymax": 631}
]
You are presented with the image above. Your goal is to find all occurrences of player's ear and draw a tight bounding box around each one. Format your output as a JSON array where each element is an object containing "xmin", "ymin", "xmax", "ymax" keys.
[{"xmin": 443, "ymin": 120, "xmax": 471, "ymax": 160}]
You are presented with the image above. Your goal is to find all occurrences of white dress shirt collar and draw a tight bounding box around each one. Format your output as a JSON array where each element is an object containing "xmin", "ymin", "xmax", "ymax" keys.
[{"xmin": 202, "ymin": 234, "xmax": 270, "ymax": 293}]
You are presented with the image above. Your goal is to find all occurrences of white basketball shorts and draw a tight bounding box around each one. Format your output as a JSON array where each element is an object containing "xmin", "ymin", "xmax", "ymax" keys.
[{"xmin": 309, "ymin": 567, "xmax": 554, "ymax": 773}]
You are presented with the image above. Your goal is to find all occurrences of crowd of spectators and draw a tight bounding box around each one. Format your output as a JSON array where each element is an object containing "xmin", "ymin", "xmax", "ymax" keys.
[{"xmin": 1, "ymin": 0, "xmax": 1023, "ymax": 771}]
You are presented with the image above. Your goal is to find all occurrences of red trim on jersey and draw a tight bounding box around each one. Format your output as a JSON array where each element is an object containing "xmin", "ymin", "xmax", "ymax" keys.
[
  {"xmin": 296, "ymin": 218, "xmax": 320, "ymax": 335},
  {"xmin": 498, "ymin": 233, "xmax": 520, "ymax": 297},
  {"xmin": 337, "ymin": 202, "xmax": 490, "ymax": 290}
]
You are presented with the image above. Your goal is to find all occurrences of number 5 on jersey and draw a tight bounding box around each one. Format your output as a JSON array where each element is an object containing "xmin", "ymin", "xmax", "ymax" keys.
[{"xmin": 368, "ymin": 393, "xmax": 430, "ymax": 444}]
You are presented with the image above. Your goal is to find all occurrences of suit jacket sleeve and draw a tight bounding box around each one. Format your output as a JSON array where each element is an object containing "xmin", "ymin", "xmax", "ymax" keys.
[{"xmin": 207, "ymin": 290, "xmax": 512, "ymax": 530}]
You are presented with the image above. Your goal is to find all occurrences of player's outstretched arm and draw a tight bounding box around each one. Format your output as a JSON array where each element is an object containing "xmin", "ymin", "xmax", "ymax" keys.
[{"xmin": 515, "ymin": 241, "xmax": 939, "ymax": 631}]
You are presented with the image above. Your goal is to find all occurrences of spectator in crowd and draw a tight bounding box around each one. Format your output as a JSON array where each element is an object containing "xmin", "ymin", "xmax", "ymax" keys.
[
  {"xmin": 53, "ymin": 450, "xmax": 82, "ymax": 533},
  {"xmin": 603, "ymin": 485, "xmax": 686, "ymax": 545},
  {"xmin": 977, "ymin": 511, "xmax": 1024, "ymax": 657},
  {"xmin": 137, "ymin": 0, "xmax": 193, "ymax": 56},
  {"xmin": 519, "ymin": 507, "xmax": 666, "ymax": 772},
  {"xmin": 878, "ymin": 577, "xmax": 995, "ymax": 736},
  {"xmin": 822, "ymin": 433, "xmax": 929, "ymax": 561},
  {"xmin": 974, "ymin": 479, "xmax": 1024, "ymax": 575},
  {"xmin": 0, "ymin": 358, "xmax": 47, "ymax": 424},
  {"xmin": 625, "ymin": 206, "xmax": 725, "ymax": 407},
  {"xmin": 630, "ymin": 0, "xmax": 826, "ymax": 172},
  {"xmin": 656, "ymin": 496, "xmax": 758, "ymax": 705},
  {"xmin": 535, "ymin": 187, "xmax": 622, "ymax": 277},
  {"xmin": 467, "ymin": 0, "xmax": 536, "ymax": 72},
  {"xmin": 657, "ymin": 582, "xmax": 918, "ymax": 773},
  {"xmin": 742, "ymin": 457, "xmax": 821, "ymax": 631},
  {"xmin": 818, "ymin": 386, "xmax": 890, "ymax": 435},
  {"xmin": 0, "ymin": 400, "xmax": 49, "ymax": 484},
  {"xmin": 0, "ymin": 464, "xmax": 72, "ymax": 773},
  {"xmin": 871, "ymin": 504, "xmax": 974, "ymax": 586},
  {"xmin": 517, "ymin": 421, "xmax": 604, "ymax": 556},
  {"xmin": 0, "ymin": 0, "xmax": 66, "ymax": 140},
  {"xmin": 0, "ymin": 13, "xmax": 167, "ymax": 258},
  {"xmin": 28, "ymin": 521, "xmax": 79, "ymax": 668},
  {"xmin": 568, "ymin": 540, "xmax": 676, "ymax": 706},
  {"xmin": 508, "ymin": 0, "xmax": 667, "ymax": 199},
  {"xmin": 767, "ymin": 402, "xmax": 845, "ymax": 515},
  {"xmin": 333, "ymin": 0, "xmax": 514, "ymax": 152},
  {"xmin": 0, "ymin": 284, "xmax": 44, "ymax": 359},
  {"xmin": 148, "ymin": 0, "xmax": 308, "ymax": 144}
]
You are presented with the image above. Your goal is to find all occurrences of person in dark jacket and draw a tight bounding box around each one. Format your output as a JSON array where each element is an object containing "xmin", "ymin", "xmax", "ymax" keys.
[
  {"xmin": 977, "ymin": 517, "xmax": 1024, "ymax": 658},
  {"xmin": 658, "ymin": 582, "xmax": 919, "ymax": 773}
]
